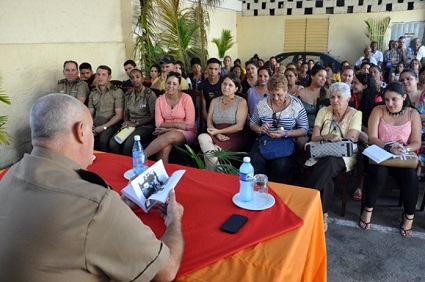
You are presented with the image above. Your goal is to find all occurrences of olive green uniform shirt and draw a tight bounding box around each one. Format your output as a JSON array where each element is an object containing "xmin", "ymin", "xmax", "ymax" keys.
[
  {"xmin": 88, "ymin": 84, "xmax": 124, "ymax": 122},
  {"xmin": 0, "ymin": 147, "xmax": 169, "ymax": 281},
  {"xmin": 57, "ymin": 77, "xmax": 89, "ymax": 100},
  {"xmin": 126, "ymin": 87, "xmax": 156, "ymax": 127}
]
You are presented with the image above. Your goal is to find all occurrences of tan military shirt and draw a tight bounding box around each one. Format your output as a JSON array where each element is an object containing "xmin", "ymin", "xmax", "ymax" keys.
[
  {"xmin": 126, "ymin": 87, "xmax": 156, "ymax": 126},
  {"xmin": 0, "ymin": 147, "xmax": 169, "ymax": 281},
  {"xmin": 57, "ymin": 77, "xmax": 89, "ymax": 100},
  {"xmin": 88, "ymin": 84, "xmax": 124, "ymax": 121}
]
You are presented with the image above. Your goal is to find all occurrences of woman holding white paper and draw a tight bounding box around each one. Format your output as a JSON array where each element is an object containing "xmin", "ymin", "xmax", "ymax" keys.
[{"xmin": 359, "ymin": 82, "xmax": 421, "ymax": 237}]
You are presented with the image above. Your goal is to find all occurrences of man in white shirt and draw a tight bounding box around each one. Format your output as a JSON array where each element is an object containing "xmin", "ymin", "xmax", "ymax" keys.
[
  {"xmin": 355, "ymin": 47, "xmax": 378, "ymax": 67},
  {"xmin": 413, "ymin": 38, "xmax": 425, "ymax": 65},
  {"xmin": 370, "ymin": 41, "xmax": 383, "ymax": 68}
]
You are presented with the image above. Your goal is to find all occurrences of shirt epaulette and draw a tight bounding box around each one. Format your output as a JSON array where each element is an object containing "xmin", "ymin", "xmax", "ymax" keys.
[
  {"xmin": 58, "ymin": 79, "xmax": 66, "ymax": 84},
  {"xmin": 110, "ymin": 84, "xmax": 119, "ymax": 91},
  {"xmin": 76, "ymin": 169, "xmax": 112, "ymax": 190}
]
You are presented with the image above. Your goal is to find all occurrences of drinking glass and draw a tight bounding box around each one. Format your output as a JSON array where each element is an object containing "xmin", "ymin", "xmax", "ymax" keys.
[{"xmin": 254, "ymin": 174, "xmax": 268, "ymax": 194}]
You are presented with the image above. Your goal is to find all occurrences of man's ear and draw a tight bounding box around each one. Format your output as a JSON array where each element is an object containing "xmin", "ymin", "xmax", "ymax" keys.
[{"xmin": 74, "ymin": 121, "xmax": 85, "ymax": 144}]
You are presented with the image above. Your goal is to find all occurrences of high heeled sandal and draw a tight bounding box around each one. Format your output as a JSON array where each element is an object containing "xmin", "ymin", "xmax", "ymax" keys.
[
  {"xmin": 399, "ymin": 213, "xmax": 414, "ymax": 238},
  {"xmin": 358, "ymin": 208, "xmax": 373, "ymax": 230}
]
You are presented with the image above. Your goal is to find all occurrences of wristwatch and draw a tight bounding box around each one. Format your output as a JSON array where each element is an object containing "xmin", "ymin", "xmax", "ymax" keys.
[{"xmin": 103, "ymin": 126, "xmax": 108, "ymax": 131}]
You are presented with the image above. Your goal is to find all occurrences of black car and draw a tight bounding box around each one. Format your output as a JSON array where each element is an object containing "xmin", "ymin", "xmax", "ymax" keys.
[{"xmin": 275, "ymin": 51, "xmax": 342, "ymax": 72}]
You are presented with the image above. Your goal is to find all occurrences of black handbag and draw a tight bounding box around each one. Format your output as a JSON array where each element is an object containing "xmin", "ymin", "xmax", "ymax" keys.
[{"xmin": 258, "ymin": 135, "xmax": 295, "ymax": 160}]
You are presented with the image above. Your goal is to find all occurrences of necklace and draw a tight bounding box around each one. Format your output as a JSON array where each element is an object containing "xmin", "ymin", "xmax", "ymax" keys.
[
  {"xmin": 386, "ymin": 107, "xmax": 405, "ymax": 119},
  {"xmin": 221, "ymin": 96, "xmax": 235, "ymax": 105},
  {"xmin": 332, "ymin": 106, "xmax": 349, "ymax": 123}
]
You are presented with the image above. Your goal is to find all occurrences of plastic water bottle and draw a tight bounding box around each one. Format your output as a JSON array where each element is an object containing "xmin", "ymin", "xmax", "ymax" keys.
[
  {"xmin": 132, "ymin": 135, "xmax": 147, "ymax": 175},
  {"xmin": 239, "ymin": 157, "xmax": 254, "ymax": 202}
]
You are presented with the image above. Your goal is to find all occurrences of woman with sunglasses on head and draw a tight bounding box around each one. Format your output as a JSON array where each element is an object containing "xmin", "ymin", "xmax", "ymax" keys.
[
  {"xmin": 144, "ymin": 71, "xmax": 197, "ymax": 163},
  {"xmin": 305, "ymin": 82, "xmax": 362, "ymax": 231},
  {"xmin": 359, "ymin": 82, "xmax": 421, "ymax": 237},
  {"xmin": 198, "ymin": 74, "xmax": 248, "ymax": 169},
  {"xmin": 250, "ymin": 74, "xmax": 309, "ymax": 184}
]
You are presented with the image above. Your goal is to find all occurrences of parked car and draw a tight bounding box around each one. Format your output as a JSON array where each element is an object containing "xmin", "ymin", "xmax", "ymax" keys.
[{"xmin": 275, "ymin": 51, "xmax": 342, "ymax": 72}]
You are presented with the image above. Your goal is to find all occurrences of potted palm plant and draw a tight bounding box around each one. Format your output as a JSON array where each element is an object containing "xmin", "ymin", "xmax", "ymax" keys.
[
  {"xmin": 174, "ymin": 144, "xmax": 246, "ymax": 175},
  {"xmin": 212, "ymin": 29, "xmax": 235, "ymax": 59}
]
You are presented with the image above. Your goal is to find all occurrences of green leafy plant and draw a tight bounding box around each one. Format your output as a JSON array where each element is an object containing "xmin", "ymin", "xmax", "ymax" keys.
[
  {"xmin": 364, "ymin": 17, "xmax": 391, "ymax": 51},
  {"xmin": 157, "ymin": 0, "xmax": 201, "ymax": 69},
  {"xmin": 0, "ymin": 77, "xmax": 11, "ymax": 145},
  {"xmin": 134, "ymin": 0, "xmax": 223, "ymax": 75},
  {"xmin": 174, "ymin": 144, "xmax": 246, "ymax": 175},
  {"xmin": 211, "ymin": 29, "xmax": 235, "ymax": 59}
]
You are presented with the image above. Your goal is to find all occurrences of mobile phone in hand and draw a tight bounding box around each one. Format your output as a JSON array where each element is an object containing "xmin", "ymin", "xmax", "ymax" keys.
[{"xmin": 220, "ymin": 214, "xmax": 248, "ymax": 234}]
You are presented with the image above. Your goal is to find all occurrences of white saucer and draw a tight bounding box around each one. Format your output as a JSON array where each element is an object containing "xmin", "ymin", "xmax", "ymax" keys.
[
  {"xmin": 232, "ymin": 192, "xmax": 275, "ymax": 211},
  {"xmin": 124, "ymin": 169, "xmax": 137, "ymax": 180}
]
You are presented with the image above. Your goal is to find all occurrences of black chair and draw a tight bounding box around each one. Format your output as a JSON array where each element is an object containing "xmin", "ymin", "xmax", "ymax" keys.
[{"xmin": 150, "ymin": 88, "xmax": 165, "ymax": 97}]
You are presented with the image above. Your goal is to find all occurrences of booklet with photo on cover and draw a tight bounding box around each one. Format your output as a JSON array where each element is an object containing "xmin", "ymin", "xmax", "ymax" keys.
[{"xmin": 121, "ymin": 160, "xmax": 186, "ymax": 213}]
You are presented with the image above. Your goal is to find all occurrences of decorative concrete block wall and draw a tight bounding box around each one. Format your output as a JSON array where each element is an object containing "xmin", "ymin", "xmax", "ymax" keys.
[{"xmin": 241, "ymin": 0, "xmax": 425, "ymax": 17}]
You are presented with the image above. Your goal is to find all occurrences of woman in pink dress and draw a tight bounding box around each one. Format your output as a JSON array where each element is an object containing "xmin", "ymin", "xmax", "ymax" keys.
[
  {"xmin": 359, "ymin": 82, "xmax": 421, "ymax": 237},
  {"xmin": 144, "ymin": 72, "xmax": 197, "ymax": 163}
]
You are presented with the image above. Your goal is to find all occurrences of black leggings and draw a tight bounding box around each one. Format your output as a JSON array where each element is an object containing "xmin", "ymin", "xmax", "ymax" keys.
[
  {"xmin": 305, "ymin": 157, "xmax": 346, "ymax": 213},
  {"xmin": 364, "ymin": 164, "xmax": 418, "ymax": 215}
]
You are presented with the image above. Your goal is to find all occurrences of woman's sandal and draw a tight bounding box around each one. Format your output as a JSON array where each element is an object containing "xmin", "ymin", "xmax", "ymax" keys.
[
  {"xmin": 358, "ymin": 208, "xmax": 373, "ymax": 230},
  {"xmin": 399, "ymin": 213, "xmax": 414, "ymax": 238}
]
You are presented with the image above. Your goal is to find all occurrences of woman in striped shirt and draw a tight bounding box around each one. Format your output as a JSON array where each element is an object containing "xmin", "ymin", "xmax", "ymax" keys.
[{"xmin": 250, "ymin": 73, "xmax": 309, "ymax": 184}]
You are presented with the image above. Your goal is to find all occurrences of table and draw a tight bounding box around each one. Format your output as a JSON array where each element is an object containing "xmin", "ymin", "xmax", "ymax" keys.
[
  {"xmin": 0, "ymin": 153, "xmax": 327, "ymax": 281},
  {"xmin": 176, "ymin": 181, "xmax": 327, "ymax": 282}
]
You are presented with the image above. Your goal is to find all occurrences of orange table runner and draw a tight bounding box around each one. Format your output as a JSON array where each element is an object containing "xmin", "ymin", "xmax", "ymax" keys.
[
  {"xmin": 87, "ymin": 153, "xmax": 303, "ymax": 277},
  {"xmin": 177, "ymin": 182, "xmax": 327, "ymax": 281}
]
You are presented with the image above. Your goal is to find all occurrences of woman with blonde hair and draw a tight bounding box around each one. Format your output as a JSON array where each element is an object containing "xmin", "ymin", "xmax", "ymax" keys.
[{"xmin": 250, "ymin": 73, "xmax": 308, "ymax": 184}]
